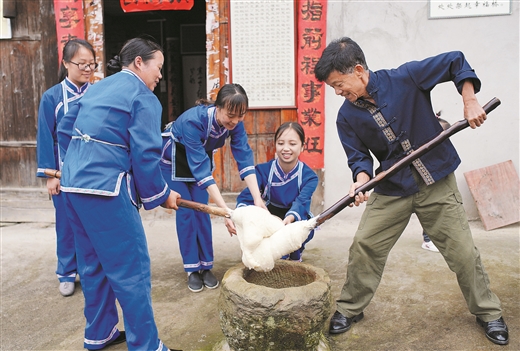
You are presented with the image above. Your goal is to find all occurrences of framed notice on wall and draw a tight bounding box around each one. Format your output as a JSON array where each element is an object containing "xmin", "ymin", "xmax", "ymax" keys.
[
  {"xmin": 429, "ymin": 0, "xmax": 512, "ymax": 19},
  {"xmin": 229, "ymin": 0, "xmax": 296, "ymax": 108}
]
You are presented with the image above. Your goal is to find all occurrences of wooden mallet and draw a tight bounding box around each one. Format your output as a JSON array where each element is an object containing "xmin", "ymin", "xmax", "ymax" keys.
[{"xmin": 43, "ymin": 169, "xmax": 231, "ymax": 218}]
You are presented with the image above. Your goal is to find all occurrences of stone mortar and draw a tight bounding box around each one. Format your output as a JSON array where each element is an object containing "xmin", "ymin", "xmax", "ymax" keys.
[{"xmin": 216, "ymin": 260, "xmax": 333, "ymax": 351}]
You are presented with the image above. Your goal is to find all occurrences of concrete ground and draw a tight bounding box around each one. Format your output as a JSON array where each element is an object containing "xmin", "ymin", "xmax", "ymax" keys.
[{"xmin": 1, "ymin": 202, "xmax": 519, "ymax": 351}]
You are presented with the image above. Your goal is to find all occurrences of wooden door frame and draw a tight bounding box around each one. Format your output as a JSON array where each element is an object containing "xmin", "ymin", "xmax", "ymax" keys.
[{"xmin": 205, "ymin": 0, "xmax": 323, "ymax": 213}]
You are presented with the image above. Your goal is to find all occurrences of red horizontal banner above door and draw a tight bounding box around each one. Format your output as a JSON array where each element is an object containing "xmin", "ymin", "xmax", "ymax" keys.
[{"xmin": 120, "ymin": 0, "xmax": 194, "ymax": 12}]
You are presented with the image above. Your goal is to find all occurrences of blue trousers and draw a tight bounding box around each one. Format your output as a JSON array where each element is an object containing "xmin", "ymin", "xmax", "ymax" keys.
[
  {"xmin": 52, "ymin": 192, "xmax": 77, "ymax": 282},
  {"xmin": 165, "ymin": 179, "xmax": 213, "ymax": 272},
  {"xmin": 62, "ymin": 186, "xmax": 167, "ymax": 351}
]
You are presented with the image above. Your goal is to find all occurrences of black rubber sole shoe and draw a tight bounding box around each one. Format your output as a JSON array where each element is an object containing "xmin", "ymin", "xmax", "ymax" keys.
[
  {"xmin": 87, "ymin": 331, "xmax": 126, "ymax": 350},
  {"xmin": 188, "ymin": 272, "xmax": 203, "ymax": 292},
  {"xmin": 201, "ymin": 270, "xmax": 219, "ymax": 289}
]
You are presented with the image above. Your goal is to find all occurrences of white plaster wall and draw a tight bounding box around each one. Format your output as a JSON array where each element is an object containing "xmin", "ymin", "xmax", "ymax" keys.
[{"xmin": 323, "ymin": 0, "xmax": 519, "ymax": 220}]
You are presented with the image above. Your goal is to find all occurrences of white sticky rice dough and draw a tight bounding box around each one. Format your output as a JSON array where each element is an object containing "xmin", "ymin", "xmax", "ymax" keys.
[{"xmin": 231, "ymin": 206, "xmax": 317, "ymax": 272}]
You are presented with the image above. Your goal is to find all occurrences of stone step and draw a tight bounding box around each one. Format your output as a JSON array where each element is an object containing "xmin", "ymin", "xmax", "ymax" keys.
[
  {"xmin": 0, "ymin": 188, "xmax": 238, "ymax": 223},
  {"xmin": 1, "ymin": 188, "xmax": 55, "ymax": 223}
]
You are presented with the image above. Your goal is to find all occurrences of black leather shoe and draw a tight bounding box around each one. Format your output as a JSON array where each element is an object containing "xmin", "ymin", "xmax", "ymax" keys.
[
  {"xmin": 87, "ymin": 331, "xmax": 126, "ymax": 350},
  {"xmin": 477, "ymin": 316, "xmax": 509, "ymax": 345},
  {"xmin": 329, "ymin": 310, "xmax": 364, "ymax": 334},
  {"xmin": 111, "ymin": 331, "xmax": 126, "ymax": 345}
]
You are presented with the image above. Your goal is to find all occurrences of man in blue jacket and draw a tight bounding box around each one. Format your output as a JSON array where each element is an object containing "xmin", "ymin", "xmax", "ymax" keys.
[{"xmin": 314, "ymin": 37, "xmax": 508, "ymax": 345}]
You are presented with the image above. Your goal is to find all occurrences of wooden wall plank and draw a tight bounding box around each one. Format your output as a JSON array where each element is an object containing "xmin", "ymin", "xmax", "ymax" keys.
[
  {"xmin": 253, "ymin": 110, "xmax": 279, "ymax": 135},
  {"xmin": 9, "ymin": 41, "xmax": 40, "ymax": 140},
  {"xmin": 212, "ymin": 145, "xmax": 224, "ymax": 189},
  {"xmin": 219, "ymin": 142, "xmax": 233, "ymax": 191},
  {"xmin": 0, "ymin": 0, "xmax": 55, "ymax": 187},
  {"xmin": 242, "ymin": 110, "xmax": 254, "ymax": 135},
  {"xmin": 26, "ymin": 0, "xmax": 40, "ymax": 35},
  {"xmin": 9, "ymin": 0, "xmax": 29, "ymax": 38},
  {"xmin": 40, "ymin": 0, "xmax": 58, "ymax": 104},
  {"xmin": 0, "ymin": 146, "xmax": 44, "ymax": 187},
  {"xmin": 255, "ymin": 135, "xmax": 275, "ymax": 164},
  {"xmin": 0, "ymin": 43, "xmax": 14, "ymax": 137},
  {"xmin": 281, "ymin": 108, "xmax": 297, "ymax": 125},
  {"xmin": 464, "ymin": 160, "xmax": 520, "ymax": 231}
]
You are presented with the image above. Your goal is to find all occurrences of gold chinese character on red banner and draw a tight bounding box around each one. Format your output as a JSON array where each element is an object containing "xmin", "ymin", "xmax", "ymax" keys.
[
  {"xmin": 120, "ymin": 0, "xmax": 194, "ymax": 13},
  {"xmin": 54, "ymin": 0, "xmax": 85, "ymax": 65},
  {"xmin": 297, "ymin": 0, "xmax": 327, "ymax": 169}
]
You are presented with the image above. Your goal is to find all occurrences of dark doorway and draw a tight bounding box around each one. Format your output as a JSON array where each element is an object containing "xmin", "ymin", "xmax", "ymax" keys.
[{"xmin": 103, "ymin": 1, "xmax": 207, "ymax": 128}]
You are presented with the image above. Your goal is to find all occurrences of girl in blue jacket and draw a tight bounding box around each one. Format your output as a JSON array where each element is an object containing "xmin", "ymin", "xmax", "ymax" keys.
[
  {"xmin": 36, "ymin": 39, "xmax": 96, "ymax": 297},
  {"xmin": 160, "ymin": 83, "xmax": 265, "ymax": 292},
  {"xmin": 236, "ymin": 122, "xmax": 318, "ymax": 261},
  {"xmin": 58, "ymin": 38, "xmax": 181, "ymax": 351}
]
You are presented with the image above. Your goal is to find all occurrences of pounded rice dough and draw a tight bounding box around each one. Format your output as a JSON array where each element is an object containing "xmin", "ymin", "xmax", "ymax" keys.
[{"xmin": 231, "ymin": 206, "xmax": 317, "ymax": 272}]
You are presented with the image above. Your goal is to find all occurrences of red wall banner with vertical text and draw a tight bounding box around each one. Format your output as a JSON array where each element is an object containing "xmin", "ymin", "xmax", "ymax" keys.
[
  {"xmin": 297, "ymin": 0, "xmax": 327, "ymax": 169},
  {"xmin": 54, "ymin": 0, "xmax": 86, "ymax": 65}
]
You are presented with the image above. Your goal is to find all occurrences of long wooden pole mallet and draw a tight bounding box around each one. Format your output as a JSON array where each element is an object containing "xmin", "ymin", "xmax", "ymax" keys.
[
  {"xmin": 43, "ymin": 169, "xmax": 231, "ymax": 218},
  {"xmin": 314, "ymin": 97, "xmax": 501, "ymax": 227}
]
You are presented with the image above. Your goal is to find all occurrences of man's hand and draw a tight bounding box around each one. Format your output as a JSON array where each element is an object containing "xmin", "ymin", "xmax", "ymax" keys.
[
  {"xmin": 349, "ymin": 172, "xmax": 370, "ymax": 207},
  {"xmin": 161, "ymin": 190, "xmax": 181, "ymax": 210},
  {"xmin": 462, "ymin": 80, "xmax": 486, "ymax": 129},
  {"xmin": 464, "ymin": 98, "xmax": 486, "ymax": 129}
]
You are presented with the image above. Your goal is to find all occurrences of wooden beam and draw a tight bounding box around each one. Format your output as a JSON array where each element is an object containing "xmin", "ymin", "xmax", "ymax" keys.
[{"xmin": 83, "ymin": 0, "xmax": 105, "ymax": 82}]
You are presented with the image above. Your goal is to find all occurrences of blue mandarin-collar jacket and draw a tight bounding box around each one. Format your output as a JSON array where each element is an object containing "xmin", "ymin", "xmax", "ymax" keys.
[
  {"xmin": 57, "ymin": 69, "xmax": 169, "ymax": 210},
  {"xmin": 236, "ymin": 159, "xmax": 318, "ymax": 221},
  {"xmin": 337, "ymin": 51, "xmax": 480, "ymax": 196},
  {"xmin": 160, "ymin": 104, "xmax": 255, "ymax": 189},
  {"xmin": 36, "ymin": 78, "xmax": 89, "ymax": 177}
]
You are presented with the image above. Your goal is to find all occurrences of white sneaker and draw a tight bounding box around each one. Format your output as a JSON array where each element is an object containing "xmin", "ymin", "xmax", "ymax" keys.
[
  {"xmin": 421, "ymin": 241, "xmax": 439, "ymax": 253},
  {"xmin": 59, "ymin": 282, "xmax": 75, "ymax": 296}
]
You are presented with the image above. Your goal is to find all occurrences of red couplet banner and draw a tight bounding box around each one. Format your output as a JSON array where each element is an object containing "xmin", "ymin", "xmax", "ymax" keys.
[
  {"xmin": 54, "ymin": 0, "xmax": 85, "ymax": 65},
  {"xmin": 120, "ymin": 0, "xmax": 194, "ymax": 13},
  {"xmin": 297, "ymin": 0, "xmax": 327, "ymax": 169}
]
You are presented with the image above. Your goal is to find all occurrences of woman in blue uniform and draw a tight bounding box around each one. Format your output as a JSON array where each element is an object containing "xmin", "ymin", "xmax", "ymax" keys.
[
  {"xmin": 160, "ymin": 83, "xmax": 265, "ymax": 292},
  {"xmin": 36, "ymin": 39, "xmax": 96, "ymax": 297},
  {"xmin": 236, "ymin": 122, "xmax": 318, "ymax": 261},
  {"xmin": 57, "ymin": 38, "xmax": 181, "ymax": 351}
]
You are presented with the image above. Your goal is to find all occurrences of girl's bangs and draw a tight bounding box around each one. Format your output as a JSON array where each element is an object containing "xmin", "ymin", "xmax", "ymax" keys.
[{"xmin": 225, "ymin": 94, "xmax": 248, "ymax": 116}]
